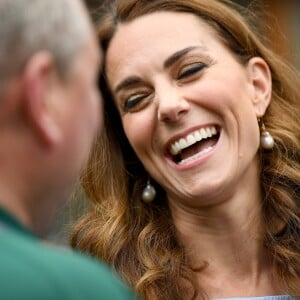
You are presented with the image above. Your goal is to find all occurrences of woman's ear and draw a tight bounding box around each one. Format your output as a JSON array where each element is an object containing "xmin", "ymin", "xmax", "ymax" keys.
[{"xmin": 247, "ymin": 57, "xmax": 272, "ymax": 117}]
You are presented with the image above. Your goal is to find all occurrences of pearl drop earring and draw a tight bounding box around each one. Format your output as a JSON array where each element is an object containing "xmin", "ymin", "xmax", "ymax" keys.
[
  {"xmin": 142, "ymin": 180, "xmax": 156, "ymax": 203},
  {"xmin": 260, "ymin": 120, "xmax": 274, "ymax": 150}
]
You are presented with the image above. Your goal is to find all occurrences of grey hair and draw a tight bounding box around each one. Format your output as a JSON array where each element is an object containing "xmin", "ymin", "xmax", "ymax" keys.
[{"xmin": 0, "ymin": 0, "xmax": 92, "ymax": 83}]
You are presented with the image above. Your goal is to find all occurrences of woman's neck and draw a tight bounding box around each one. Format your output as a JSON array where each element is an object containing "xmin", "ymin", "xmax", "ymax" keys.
[{"xmin": 169, "ymin": 183, "xmax": 281, "ymax": 297}]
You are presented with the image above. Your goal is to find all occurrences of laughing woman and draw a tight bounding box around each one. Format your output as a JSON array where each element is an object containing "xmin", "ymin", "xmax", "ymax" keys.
[{"xmin": 71, "ymin": 0, "xmax": 300, "ymax": 299}]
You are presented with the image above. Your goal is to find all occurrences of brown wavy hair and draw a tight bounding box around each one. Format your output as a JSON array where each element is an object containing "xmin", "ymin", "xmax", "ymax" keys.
[{"xmin": 71, "ymin": 0, "xmax": 300, "ymax": 298}]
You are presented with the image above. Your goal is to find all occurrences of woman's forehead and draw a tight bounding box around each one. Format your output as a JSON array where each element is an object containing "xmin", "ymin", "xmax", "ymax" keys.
[{"xmin": 106, "ymin": 11, "xmax": 219, "ymax": 62}]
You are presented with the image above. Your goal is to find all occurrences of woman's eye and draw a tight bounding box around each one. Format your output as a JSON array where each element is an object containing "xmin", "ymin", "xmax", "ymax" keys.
[
  {"xmin": 178, "ymin": 62, "xmax": 207, "ymax": 80},
  {"xmin": 124, "ymin": 94, "xmax": 147, "ymax": 112}
]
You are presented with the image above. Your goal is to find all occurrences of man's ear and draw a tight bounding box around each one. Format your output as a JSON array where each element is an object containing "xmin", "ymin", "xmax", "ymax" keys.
[
  {"xmin": 247, "ymin": 57, "xmax": 272, "ymax": 117},
  {"xmin": 22, "ymin": 52, "xmax": 62, "ymax": 147}
]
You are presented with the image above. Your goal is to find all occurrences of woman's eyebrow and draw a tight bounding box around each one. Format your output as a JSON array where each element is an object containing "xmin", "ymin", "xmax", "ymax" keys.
[
  {"xmin": 163, "ymin": 45, "xmax": 207, "ymax": 69},
  {"xmin": 114, "ymin": 76, "xmax": 142, "ymax": 94}
]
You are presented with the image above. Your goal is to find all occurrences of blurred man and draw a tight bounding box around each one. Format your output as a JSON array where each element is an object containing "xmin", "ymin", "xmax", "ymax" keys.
[{"xmin": 0, "ymin": 0, "xmax": 134, "ymax": 299}]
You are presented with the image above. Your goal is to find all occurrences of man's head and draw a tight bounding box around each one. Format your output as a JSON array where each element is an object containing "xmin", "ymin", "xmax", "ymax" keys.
[
  {"xmin": 0, "ymin": 0, "xmax": 102, "ymax": 235},
  {"xmin": 0, "ymin": 0, "xmax": 95, "ymax": 85}
]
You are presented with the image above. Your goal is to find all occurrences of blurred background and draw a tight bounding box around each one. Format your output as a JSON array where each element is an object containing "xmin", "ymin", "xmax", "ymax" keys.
[{"xmin": 48, "ymin": 0, "xmax": 300, "ymax": 246}]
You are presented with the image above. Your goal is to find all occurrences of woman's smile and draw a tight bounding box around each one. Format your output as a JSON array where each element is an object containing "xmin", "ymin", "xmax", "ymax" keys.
[{"xmin": 165, "ymin": 124, "xmax": 221, "ymax": 166}]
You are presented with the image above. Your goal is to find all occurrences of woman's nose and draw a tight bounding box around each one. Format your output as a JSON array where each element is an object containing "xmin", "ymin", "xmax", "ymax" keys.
[{"xmin": 157, "ymin": 87, "xmax": 190, "ymax": 123}]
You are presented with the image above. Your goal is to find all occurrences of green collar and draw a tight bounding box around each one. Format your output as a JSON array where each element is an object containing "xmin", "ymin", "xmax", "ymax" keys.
[{"xmin": 0, "ymin": 206, "xmax": 34, "ymax": 237}]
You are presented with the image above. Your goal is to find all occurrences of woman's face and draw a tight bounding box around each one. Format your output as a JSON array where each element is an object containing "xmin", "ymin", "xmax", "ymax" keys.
[{"xmin": 106, "ymin": 11, "xmax": 271, "ymax": 207}]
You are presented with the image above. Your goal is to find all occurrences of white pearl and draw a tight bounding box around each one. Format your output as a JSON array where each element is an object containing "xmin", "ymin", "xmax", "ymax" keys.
[
  {"xmin": 260, "ymin": 131, "xmax": 274, "ymax": 150},
  {"xmin": 142, "ymin": 184, "xmax": 156, "ymax": 203}
]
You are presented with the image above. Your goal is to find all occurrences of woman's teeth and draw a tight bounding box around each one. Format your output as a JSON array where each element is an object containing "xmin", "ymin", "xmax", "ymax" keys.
[{"xmin": 169, "ymin": 126, "xmax": 218, "ymax": 156}]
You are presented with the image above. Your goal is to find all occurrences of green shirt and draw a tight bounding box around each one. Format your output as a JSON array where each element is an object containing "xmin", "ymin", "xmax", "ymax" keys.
[{"xmin": 0, "ymin": 207, "xmax": 135, "ymax": 300}]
